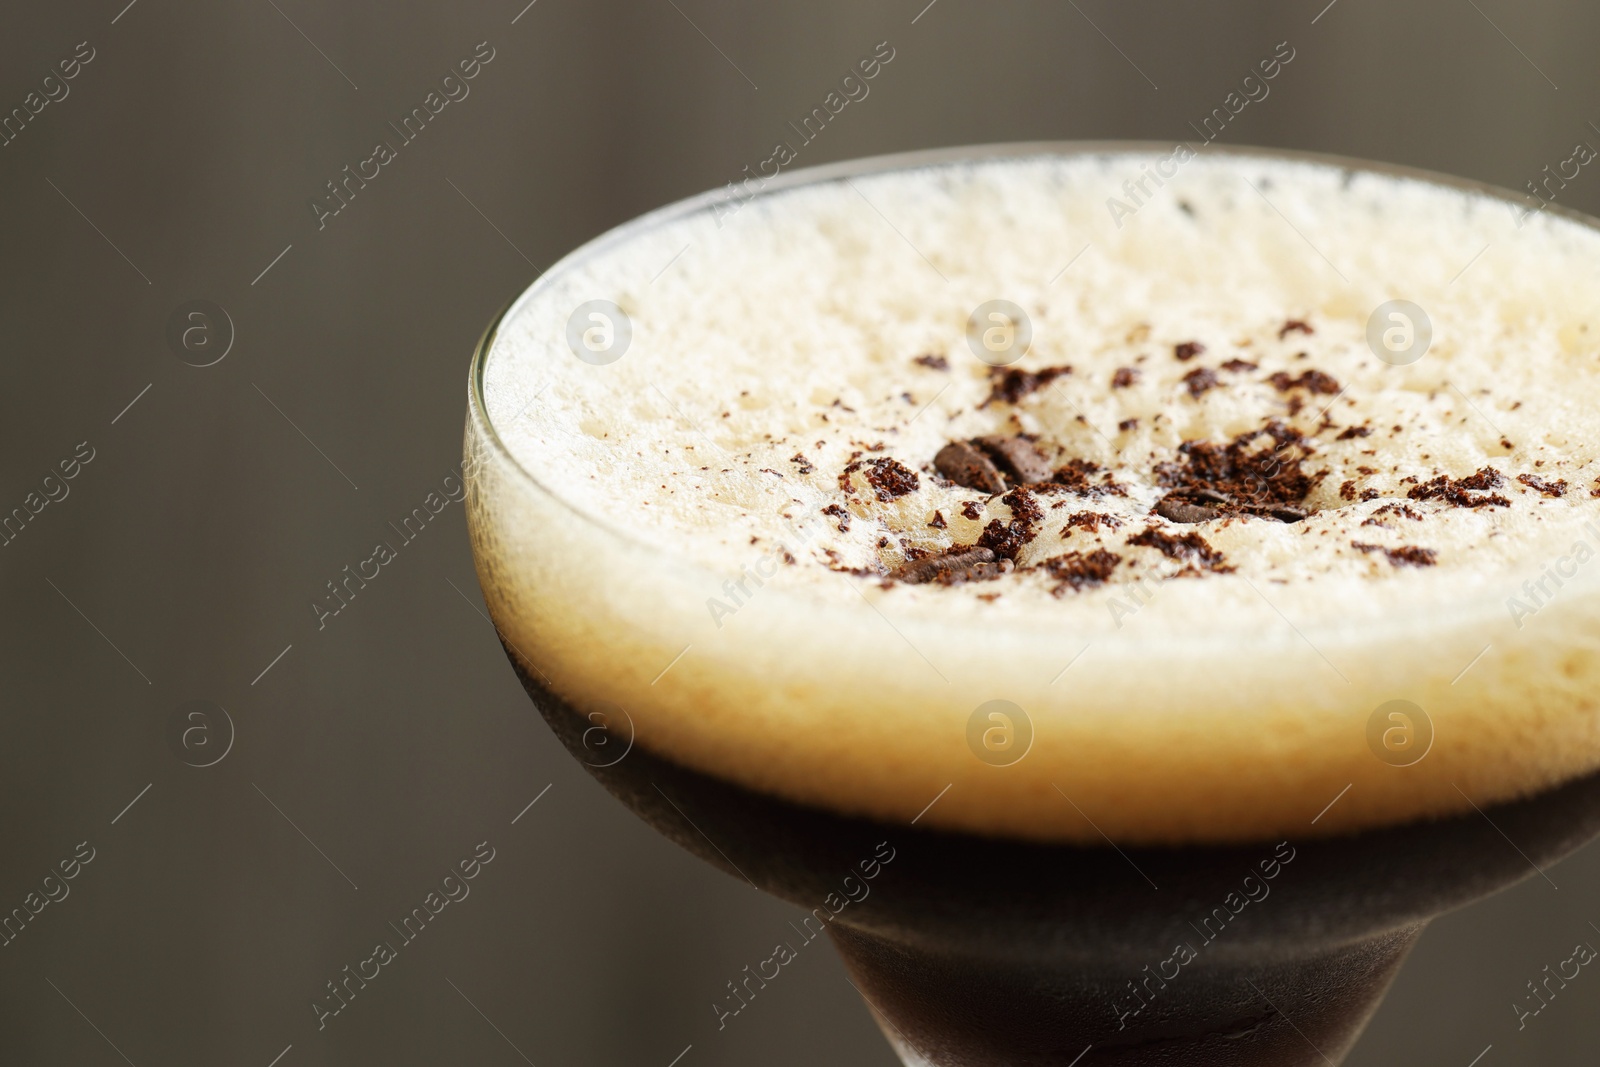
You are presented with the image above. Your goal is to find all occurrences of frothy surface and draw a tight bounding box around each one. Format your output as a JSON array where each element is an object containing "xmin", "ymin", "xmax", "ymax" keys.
[{"xmin": 471, "ymin": 149, "xmax": 1600, "ymax": 844}]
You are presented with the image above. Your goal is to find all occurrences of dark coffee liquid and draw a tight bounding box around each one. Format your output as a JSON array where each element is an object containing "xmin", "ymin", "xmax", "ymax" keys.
[{"xmin": 510, "ymin": 651, "xmax": 1600, "ymax": 1065}]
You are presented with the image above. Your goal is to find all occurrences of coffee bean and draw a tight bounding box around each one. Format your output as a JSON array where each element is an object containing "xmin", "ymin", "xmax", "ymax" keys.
[
  {"xmin": 975, "ymin": 435, "xmax": 1055, "ymax": 485},
  {"xmin": 935, "ymin": 441, "xmax": 1006, "ymax": 494},
  {"xmin": 1156, "ymin": 497, "xmax": 1221, "ymax": 524},
  {"xmin": 889, "ymin": 547, "xmax": 1013, "ymax": 585}
]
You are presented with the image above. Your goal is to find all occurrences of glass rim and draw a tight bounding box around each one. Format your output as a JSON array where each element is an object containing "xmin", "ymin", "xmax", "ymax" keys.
[{"xmin": 465, "ymin": 138, "xmax": 1600, "ymax": 611}]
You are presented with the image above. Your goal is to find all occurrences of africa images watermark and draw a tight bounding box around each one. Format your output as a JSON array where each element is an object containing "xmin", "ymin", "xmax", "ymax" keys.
[
  {"xmin": 311, "ymin": 463, "xmax": 473, "ymax": 630},
  {"xmin": 1514, "ymin": 932, "xmax": 1598, "ymax": 1030},
  {"xmin": 705, "ymin": 500, "xmax": 829, "ymax": 628},
  {"xmin": 1109, "ymin": 840, "xmax": 1297, "ymax": 1031},
  {"xmin": 0, "ymin": 841, "xmax": 96, "ymax": 949},
  {"xmin": 712, "ymin": 840, "xmax": 896, "ymax": 1029},
  {"xmin": 1105, "ymin": 39, "xmax": 1297, "ymax": 229},
  {"xmin": 312, "ymin": 840, "xmax": 497, "ymax": 1030},
  {"xmin": 710, "ymin": 40, "xmax": 897, "ymax": 228},
  {"xmin": 1, "ymin": 39, "xmax": 95, "ymax": 148},
  {"xmin": 309, "ymin": 41, "xmax": 497, "ymax": 230},
  {"xmin": 1504, "ymin": 520, "xmax": 1600, "ymax": 629},
  {"xmin": 0, "ymin": 440, "xmax": 95, "ymax": 548},
  {"xmin": 1510, "ymin": 131, "xmax": 1600, "ymax": 229}
]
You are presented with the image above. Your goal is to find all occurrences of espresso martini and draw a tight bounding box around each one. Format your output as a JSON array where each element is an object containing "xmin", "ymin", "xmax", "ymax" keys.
[{"xmin": 465, "ymin": 145, "xmax": 1600, "ymax": 1065}]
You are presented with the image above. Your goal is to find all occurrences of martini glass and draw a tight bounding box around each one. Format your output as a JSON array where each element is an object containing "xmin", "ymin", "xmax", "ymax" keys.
[{"xmin": 463, "ymin": 143, "xmax": 1600, "ymax": 1066}]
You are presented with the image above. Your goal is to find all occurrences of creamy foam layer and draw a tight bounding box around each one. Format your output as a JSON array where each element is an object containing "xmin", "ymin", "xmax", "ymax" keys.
[{"xmin": 469, "ymin": 148, "xmax": 1600, "ymax": 845}]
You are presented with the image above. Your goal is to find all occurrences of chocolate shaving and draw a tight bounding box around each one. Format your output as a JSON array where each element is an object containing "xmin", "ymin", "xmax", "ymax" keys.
[
  {"xmin": 1363, "ymin": 503, "xmax": 1424, "ymax": 527},
  {"xmin": 1127, "ymin": 526, "xmax": 1231, "ymax": 571},
  {"xmin": 928, "ymin": 510, "xmax": 947, "ymax": 529},
  {"xmin": 1063, "ymin": 511, "xmax": 1123, "ymax": 535},
  {"xmin": 1336, "ymin": 426, "xmax": 1372, "ymax": 441},
  {"xmin": 1039, "ymin": 549, "xmax": 1121, "ymax": 596},
  {"xmin": 1051, "ymin": 457, "xmax": 1102, "ymax": 492},
  {"xmin": 1268, "ymin": 369, "xmax": 1341, "ymax": 395},
  {"xmin": 975, "ymin": 487, "xmax": 1042, "ymax": 562},
  {"xmin": 1278, "ymin": 319, "xmax": 1314, "ymax": 339},
  {"xmin": 976, "ymin": 518, "xmax": 1029, "ymax": 560},
  {"xmin": 1221, "ymin": 359, "xmax": 1259, "ymax": 373},
  {"xmin": 821, "ymin": 547, "xmax": 879, "ymax": 576},
  {"xmin": 860, "ymin": 457, "xmax": 919, "ymax": 500},
  {"xmin": 789, "ymin": 452, "xmax": 814, "ymax": 474},
  {"xmin": 984, "ymin": 364, "xmax": 1072, "ymax": 405},
  {"xmin": 913, "ymin": 353, "xmax": 949, "ymax": 370},
  {"xmin": 1353, "ymin": 542, "xmax": 1437, "ymax": 568},
  {"xmin": 1153, "ymin": 421, "xmax": 1315, "ymax": 523},
  {"xmin": 1041, "ymin": 458, "xmax": 1127, "ymax": 498},
  {"xmin": 1408, "ymin": 467, "xmax": 1510, "ymax": 508},
  {"xmin": 822, "ymin": 503, "xmax": 850, "ymax": 532},
  {"xmin": 1175, "ymin": 341, "xmax": 1206, "ymax": 362},
  {"xmin": 960, "ymin": 500, "xmax": 984, "ymax": 520},
  {"xmin": 843, "ymin": 455, "xmax": 919, "ymax": 499},
  {"xmin": 1517, "ymin": 473, "xmax": 1567, "ymax": 497},
  {"xmin": 1112, "ymin": 367, "xmax": 1140, "ymax": 388},
  {"xmin": 1001, "ymin": 486, "xmax": 1043, "ymax": 524},
  {"xmin": 1183, "ymin": 367, "xmax": 1221, "ymax": 398}
]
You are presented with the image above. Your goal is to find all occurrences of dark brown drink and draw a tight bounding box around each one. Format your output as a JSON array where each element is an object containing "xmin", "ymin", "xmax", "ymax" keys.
[{"xmin": 510, "ymin": 657, "xmax": 1600, "ymax": 1066}]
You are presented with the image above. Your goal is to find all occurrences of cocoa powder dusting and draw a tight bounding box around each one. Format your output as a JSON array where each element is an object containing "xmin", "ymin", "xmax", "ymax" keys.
[{"xmin": 1039, "ymin": 549, "xmax": 1122, "ymax": 596}]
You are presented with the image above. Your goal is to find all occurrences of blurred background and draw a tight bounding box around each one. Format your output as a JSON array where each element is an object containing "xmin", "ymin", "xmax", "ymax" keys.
[{"xmin": 2, "ymin": 0, "xmax": 1599, "ymax": 1063}]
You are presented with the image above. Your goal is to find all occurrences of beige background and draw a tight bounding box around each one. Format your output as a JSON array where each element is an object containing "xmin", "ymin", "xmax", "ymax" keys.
[{"xmin": 1, "ymin": 0, "xmax": 1598, "ymax": 1063}]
